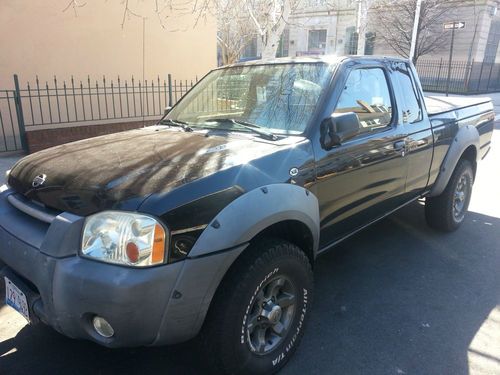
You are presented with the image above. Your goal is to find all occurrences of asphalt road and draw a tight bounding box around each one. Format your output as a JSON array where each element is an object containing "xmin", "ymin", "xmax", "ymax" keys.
[{"xmin": 0, "ymin": 124, "xmax": 499, "ymax": 375}]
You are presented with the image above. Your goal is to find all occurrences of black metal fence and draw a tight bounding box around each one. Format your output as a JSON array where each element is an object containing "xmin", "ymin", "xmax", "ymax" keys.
[
  {"xmin": 0, "ymin": 74, "xmax": 197, "ymax": 153},
  {"xmin": 416, "ymin": 59, "xmax": 500, "ymax": 94}
]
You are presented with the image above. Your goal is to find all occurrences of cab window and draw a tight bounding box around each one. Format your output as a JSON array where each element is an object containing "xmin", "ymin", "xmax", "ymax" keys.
[
  {"xmin": 334, "ymin": 67, "xmax": 393, "ymax": 132},
  {"xmin": 395, "ymin": 64, "xmax": 422, "ymax": 123}
]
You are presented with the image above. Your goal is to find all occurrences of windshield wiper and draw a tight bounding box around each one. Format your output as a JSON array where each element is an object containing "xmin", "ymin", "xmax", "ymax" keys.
[
  {"xmin": 159, "ymin": 118, "xmax": 194, "ymax": 132},
  {"xmin": 202, "ymin": 118, "xmax": 278, "ymax": 141}
]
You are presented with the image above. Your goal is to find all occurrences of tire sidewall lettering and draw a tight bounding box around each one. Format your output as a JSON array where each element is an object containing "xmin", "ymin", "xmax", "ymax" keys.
[{"xmin": 271, "ymin": 287, "xmax": 308, "ymax": 367}]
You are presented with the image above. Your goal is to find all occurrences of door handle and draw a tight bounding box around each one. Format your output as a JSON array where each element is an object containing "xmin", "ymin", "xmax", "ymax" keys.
[{"xmin": 394, "ymin": 140, "xmax": 406, "ymax": 156}]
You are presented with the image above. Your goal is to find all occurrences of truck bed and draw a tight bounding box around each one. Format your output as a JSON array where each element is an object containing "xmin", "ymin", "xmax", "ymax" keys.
[
  {"xmin": 425, "ymin": 95, "xmax": 495, "ymax": 162},
  {"xmin": 424, "ymin": 95, "xmax": 492, "ymax": 115}
]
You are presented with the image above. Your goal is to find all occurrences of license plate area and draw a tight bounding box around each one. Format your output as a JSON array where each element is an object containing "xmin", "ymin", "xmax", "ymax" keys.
[{"xmin": 5, "ymin": 276, "xmax": 30, "ymax": 322}]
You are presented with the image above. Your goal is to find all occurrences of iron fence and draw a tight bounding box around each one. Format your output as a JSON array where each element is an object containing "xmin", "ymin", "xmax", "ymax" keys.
[
  {"xmin": 18, "ymin": 74, "xmax": 197, "ymax": 127},
  {"xmin": 416, "ymin": 59, "xmax": 500, "ymax": 95},
  {"xmin": 0, "ymin": 73, "xmax": 197, "ymax": 152},
  {"xmin": 0, "ymin": 89, "xmax": 24, "ymax": 152}
]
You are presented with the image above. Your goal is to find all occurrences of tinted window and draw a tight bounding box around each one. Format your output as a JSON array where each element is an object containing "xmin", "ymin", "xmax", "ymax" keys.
[
  {"xmin": 395, "ymin": 64, "xmax": 422, "ymax": 123},
  {"xmin": 334, "ymin": 68, "xmax": 393, "ymax": 131}
]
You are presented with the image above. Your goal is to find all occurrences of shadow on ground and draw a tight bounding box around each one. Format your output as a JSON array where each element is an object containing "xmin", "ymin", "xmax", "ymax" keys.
[{"xmin": 0, "ymin": 201, "xmax": 499, "ymax": 375}]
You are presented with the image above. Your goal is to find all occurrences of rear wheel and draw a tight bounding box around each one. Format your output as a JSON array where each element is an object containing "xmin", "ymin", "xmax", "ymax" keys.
[
  {"xmin": 425, "ymin": 159, "xmax": 474, "ymax": 232},
  {"xmin": 201, "ymin": 238, "xmax": 313, "ymax": 375}
]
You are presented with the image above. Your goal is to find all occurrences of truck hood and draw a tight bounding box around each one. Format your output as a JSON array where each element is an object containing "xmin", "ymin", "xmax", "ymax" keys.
[{"xmin": 7, "ymin": 126, "xmax": 290, "ymax": 216}]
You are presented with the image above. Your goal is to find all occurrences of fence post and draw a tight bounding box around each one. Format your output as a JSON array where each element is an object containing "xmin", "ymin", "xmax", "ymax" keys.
[
  {"xmin": 167, "ymin": 74, "xmax": 173, "ymax": 107},
  {"xmin": 436, "ymin": 58, "xmax": 443, "ymax": 91},
  {"xmin": 486, "ymin": 63, "xmax": 494, "ymax": 91},
  {"xmin": 476, "ymin": 61, "xmax": 485, "ymax": 92},
  {"xmin": 13, "ymin": 74, "xmax": 28, "ymax": 152}
]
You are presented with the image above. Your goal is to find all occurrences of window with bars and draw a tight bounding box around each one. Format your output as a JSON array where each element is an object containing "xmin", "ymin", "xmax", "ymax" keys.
[
  {"xmin": 364, "ymin": 32, "xmax": 376, "ymax": 55},
  {"xmin": 308, "ymin": 29, "xmax": 327, "ymax": 53},
  {"xmin": 344, "ymin": 26, "xmax": 358, "ymax": 55},
  {"xmin": 484, "ymin": 19, "xmax": 500, "ymax": 63},
  {"xmin": 277, "ymin": 29, "xmax": 290, "ymax": 57}
]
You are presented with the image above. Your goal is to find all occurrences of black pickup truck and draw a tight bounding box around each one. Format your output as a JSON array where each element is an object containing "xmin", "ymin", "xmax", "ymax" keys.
[{"xmin": 0, "ymin": 56, "xmax": 495, "ymax": 374}]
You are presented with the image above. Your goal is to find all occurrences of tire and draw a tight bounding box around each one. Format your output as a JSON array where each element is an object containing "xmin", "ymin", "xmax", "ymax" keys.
[
  {"xmin": 425, "ymin": 159, "xmax": 474, "ymax": 232},
  {"xmin": 200, "ymin": 238, "xmax": 313, "ymax": 375}
]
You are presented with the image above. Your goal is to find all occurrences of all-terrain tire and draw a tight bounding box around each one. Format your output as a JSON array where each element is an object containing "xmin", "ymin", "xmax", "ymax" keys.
[
  {"xmin": 425, "ymin": 159, "xmax": 474, "ymax": 232},
  {"xmin": 200, "ymin": 238, "xmax": 313, "ymax": 375}
]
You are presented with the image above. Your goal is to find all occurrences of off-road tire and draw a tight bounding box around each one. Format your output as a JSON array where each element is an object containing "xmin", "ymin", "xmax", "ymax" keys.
[
  {"xmin": 425, "ymin": 159, "xmax": 474, "ymax": 232},
  {"xmin": 200, "ymin": 238, "xmax": 313, "ymax": 375}
]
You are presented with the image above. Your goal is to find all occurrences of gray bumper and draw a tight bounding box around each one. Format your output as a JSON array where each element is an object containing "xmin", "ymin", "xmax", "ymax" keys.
[{"xmin": 0, "ymin": 189, "xmax": 245, "ymax": 347}]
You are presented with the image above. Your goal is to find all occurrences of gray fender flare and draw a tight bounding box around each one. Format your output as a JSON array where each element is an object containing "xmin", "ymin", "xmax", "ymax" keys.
[
  {"xmin": 429, "ymin": 124, "xmax": 479, "ymax": 197},
  {"xmin": 156, "ymin": 184, "xmax": 320, "ymax": 344},
  {"xmin": 189, "ymin": 183, "xmax": 320, "ymax": 257}
]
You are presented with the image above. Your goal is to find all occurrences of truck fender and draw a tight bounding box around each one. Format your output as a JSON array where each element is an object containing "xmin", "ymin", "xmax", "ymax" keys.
[
  {"xmin": 429, "ymin": 124, "xmax": 479, "ymax": 197},
  {"xmin": 155, "ymin": 184, "xmax": 320, "ymax": 344},
  {"xmin": 188, "ymin": 183, "xmax": 320, "ymax": 257}
]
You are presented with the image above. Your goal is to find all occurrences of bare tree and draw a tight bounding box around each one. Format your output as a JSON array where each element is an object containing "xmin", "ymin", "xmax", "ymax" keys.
[
  {"xmin": 370, "ymin": 0, "xmax": 457, "ymax": 63},
  {"xmin": 245, "ymin": 0, "xmax": 296, "ymax": 59},
  {"xmin": 217, "ymin": 0, "xmax": 256, "ymax": 64}
]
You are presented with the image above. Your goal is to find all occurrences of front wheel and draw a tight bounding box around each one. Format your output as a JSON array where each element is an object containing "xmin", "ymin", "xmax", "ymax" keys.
[
  {"xmin": 201, "ymin": 238, "xmax": 313, "ymax": 375},
  {"xmin": 425, "ymin": 159, "xmax": 474, "ymax": 232}
]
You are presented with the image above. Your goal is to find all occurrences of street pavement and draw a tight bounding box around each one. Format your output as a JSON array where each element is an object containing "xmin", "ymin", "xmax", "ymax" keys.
[{"xmin": 0, "ymin": 123, "xmax": 499, "ymax": 373}]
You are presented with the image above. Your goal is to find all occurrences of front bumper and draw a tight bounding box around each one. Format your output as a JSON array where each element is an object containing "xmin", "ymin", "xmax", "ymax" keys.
[{"xmin": 0, "ymin": 189, "xmax": 245, "ymax": 347}]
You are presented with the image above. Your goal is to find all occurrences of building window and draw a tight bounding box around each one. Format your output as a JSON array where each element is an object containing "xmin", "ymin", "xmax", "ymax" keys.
[
  {"xmin": 241, "ymin": 37, "xmax": 258, "ymax": 59},
  {"xmin": 364, "ymin": 32, "xmax": 376, "ymax": 55},
  {"xmin": 277, "ymin": 28, "xmax": 290, "ymax": 57},
  {"xmin": 484, "ymin": 19, "xmax": 500, "ymax": 63},
  {"xmin": 344, "ymin": 26, "xmax": 358, "ymax": 55},
  {"xmin": 308, "ymin": 29, "xmax": 327, "ymax": 53}
]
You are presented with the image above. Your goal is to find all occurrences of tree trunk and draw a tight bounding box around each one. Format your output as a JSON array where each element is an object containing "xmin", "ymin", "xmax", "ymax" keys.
[
  {"xmin": 259, "ymin": 0, "xmax": 291, "ymax": 60},
  {"xmin": 261, "ymin": 32, "xmax": 282, "ymax": 59}
]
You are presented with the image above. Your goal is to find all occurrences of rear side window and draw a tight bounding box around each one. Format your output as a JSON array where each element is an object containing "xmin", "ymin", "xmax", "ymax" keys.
[
  {"xmin": 395, "ymin": 64, "xmax": 422, "ymax": 123},
  {"xmin": 334, "ymin": 68, "xmax": 393, "ymax": 132}
]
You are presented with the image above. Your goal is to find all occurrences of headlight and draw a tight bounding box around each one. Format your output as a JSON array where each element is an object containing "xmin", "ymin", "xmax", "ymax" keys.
[{"xmin": 81, "ymin": 211, "xmax": 167, "ymax": 267}]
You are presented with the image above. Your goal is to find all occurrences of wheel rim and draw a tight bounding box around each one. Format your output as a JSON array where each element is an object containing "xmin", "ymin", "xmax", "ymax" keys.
[
  {"xmin": 453, "ymin": 173, "xmax": 469, "ymax": 221},
  {"xmin": 246, "ymin": 276, "xmax": 296, "ymax": 355}
]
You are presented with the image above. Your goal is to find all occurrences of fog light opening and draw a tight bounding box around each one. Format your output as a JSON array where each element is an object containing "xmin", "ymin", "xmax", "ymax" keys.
[{"xmin": 92, "ymin": 316, "xmax": 114, "ymax": 338}]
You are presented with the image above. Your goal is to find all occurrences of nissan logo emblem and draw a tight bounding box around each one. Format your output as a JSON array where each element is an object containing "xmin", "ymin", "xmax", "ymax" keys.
[{"xmin": 32, "ymin": 174, "xmax": 47, "ymax": 188}]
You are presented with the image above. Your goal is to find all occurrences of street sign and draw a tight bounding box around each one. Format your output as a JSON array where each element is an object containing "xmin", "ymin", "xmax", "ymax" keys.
[
  {"xmin": 443, "ymin": 21, "xmax": 465, "ymax": 96},
  {"xmin": 443, "ymin": 21, "xmax": 466, "ymax": 30}
]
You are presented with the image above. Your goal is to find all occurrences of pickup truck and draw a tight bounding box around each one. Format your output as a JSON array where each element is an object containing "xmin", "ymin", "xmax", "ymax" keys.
[{"xmin": 0, "ymin": 56, "xmax": 495, "ymax": 374}]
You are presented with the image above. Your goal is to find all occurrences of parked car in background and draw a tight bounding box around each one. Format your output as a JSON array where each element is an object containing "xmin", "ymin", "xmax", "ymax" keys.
[{"xmin": 0, "ymin": 56, "xmax": 494, "ymax": 374}]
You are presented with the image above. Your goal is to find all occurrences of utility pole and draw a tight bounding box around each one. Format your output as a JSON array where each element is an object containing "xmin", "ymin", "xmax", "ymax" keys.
[
  {"xmin": 356, "ymin": 0, "xmax": 368, "ymax": 55},
  {"xmin": 409, "ymin": 0, "xmax": 422, "ymax": 62},
  {"xmin": 446, "ymin": 25, "xmax": 456, "ymax": 97}
]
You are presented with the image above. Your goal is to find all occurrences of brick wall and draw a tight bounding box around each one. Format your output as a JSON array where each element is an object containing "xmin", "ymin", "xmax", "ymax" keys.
[{"xmin": 26, "ymin": 120, "xmax": 157, "ymax": 153}]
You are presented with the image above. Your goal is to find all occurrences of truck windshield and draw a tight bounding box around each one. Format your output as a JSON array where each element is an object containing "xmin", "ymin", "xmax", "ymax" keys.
[{"xmin": 167, "ymin": 63, "xmax": 333, "ymax": 135}]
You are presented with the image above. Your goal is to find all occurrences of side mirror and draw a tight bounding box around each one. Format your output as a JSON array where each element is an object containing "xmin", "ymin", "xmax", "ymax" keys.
[
  {"xmin": 164, "ymin": 106, "xmax": 172, "ymax": 115},
  {"xmin": 320, "ymin": 112, "xmax": 361, "ymax": 150}
]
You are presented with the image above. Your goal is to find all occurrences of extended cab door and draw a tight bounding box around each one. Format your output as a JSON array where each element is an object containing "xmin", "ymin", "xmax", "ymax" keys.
[
  {"xmin": 392, "ymin": 62, "xmax": 434, "ymax": 197},
  {"xmin": 312, "ymin": 63, "xmax": 408, "ymax": 249}
]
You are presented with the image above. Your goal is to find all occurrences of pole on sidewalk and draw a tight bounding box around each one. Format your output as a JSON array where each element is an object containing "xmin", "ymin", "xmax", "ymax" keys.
[
  {"xmin": 445, "ymin": 26, "xmax": 455, "ymax": 97},
  {"xmin": 409, "ymin": 0, "xmax": 422, "ymax": 62}
]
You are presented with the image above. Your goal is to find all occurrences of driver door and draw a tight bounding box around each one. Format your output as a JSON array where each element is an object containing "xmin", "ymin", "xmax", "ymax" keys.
[{"xmin": 313, "ymin": 65, "xmax": 409, "ymax": 249}]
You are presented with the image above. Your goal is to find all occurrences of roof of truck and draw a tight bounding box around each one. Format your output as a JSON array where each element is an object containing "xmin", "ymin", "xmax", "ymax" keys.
[{"xmin": 223, "ymin": 55, "xmax": 410, "ymax": 68}]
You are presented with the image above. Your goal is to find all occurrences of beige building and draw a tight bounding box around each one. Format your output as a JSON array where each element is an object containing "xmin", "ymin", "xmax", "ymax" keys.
[
  {"xmin": 0, "ymin": 0, "xmax": 217, "ymax": 88},
  {"xmin": 247, "ymin": 0, "xmax": 500, "ymax": 64},
  {"xmin": 0, "ymin": 0, "xmax": 216, "ymax": 153}
]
